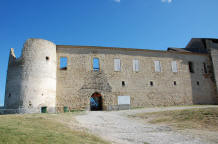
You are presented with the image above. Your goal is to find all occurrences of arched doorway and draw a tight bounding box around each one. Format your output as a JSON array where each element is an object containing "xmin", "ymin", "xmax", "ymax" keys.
[{"xmin": 90, "ymin": 92, "xmax": 103, "ymax": 111}]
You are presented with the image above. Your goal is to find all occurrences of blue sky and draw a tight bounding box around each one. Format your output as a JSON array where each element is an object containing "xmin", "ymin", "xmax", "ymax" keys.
[{"xmin": 0, "ymin": 0, "xmax": 218, "ymax": 106}]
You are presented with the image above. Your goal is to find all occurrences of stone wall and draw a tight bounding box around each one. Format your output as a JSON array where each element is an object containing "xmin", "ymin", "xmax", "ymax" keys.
[
  {"xmin": 4, "ymin": 49, "xmax": 23, "ymax": 109},
  {"xmin": 56, "ymin": 46, "xmax": 217, "ymax": 111},
  {"xmin": 208, "ymin": 41, "xmax": 218, "ymax": 103},
  {"xmin": 4, "ymin": 38, "xmax": 217, "ymax": 113},
  {"xmin": 209, "ymin": 42, "xmax": 218, "ymax": 92},
  {"xmin": 5, "ymin": 39, "xmax": 57, "ymax": 113}
]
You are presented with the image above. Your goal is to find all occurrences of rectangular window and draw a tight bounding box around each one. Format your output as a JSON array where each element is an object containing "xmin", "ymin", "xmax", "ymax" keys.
[
  {"xmin": 60, "ymin": 57, "xmax": 68, "ymax": 70},
  {"xmin": 64, "ymin": 106, "xmax": 69, "ymax": 112},
  {"xmin": 150, "ymin": 81, "xmax": 154, "ymax": 86},
  {"xmin": 154, "ymin": 61, "xmax": 161, "ymax": 72},
  {"xmin": 122, "ymin": 81, "xmax": 125, "ymax": 87},
  {"xmin": 171, "ymin": 61, "xmax": 178, "ymax": 72},
  {"xmin": 133, "ymin": 59, "xmax": 139, "ymax": 72},
  {"xmin": 41, "ymin": 107, "xmax": 47, "ymax": 113},
  {"xmin": 188, "ymin": 61, "xmax": 194, "ymax": 73},
  {"xmin": 203, "ymin": 63, "xmax": 208, "ymax": 74},
  {"xmin": 93, "ymin": 58, "xmax": 100, "ymax": 71},
  {"xmin": 114, "ymin": 59, "xmax": 121, "ymax": 71}
]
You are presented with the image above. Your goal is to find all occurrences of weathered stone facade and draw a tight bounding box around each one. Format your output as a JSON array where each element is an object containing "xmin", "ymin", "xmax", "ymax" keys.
[
  {"xmin": 3, "ymin": 38, "xmax": 218, "ymax": 113},
  {"xmin": 4, "ymin": 39, "xmax": 56, "ymax": 113}
]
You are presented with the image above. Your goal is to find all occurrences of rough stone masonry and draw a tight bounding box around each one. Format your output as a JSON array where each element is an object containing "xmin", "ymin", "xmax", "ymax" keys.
[{"xmin": 3, "ymin": 38, "xmax": 218, "ymax": 114}]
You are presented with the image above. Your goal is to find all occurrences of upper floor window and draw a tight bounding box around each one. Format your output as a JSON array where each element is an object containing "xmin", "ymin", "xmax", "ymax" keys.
[
  {"xmin": 188, "ymin": 61, "xmax": 194, "ymax": 73},
  {"xmin": 114, "ymin": 58, "xmax": 121, "ymax": 71},
  {"xmin": 93, "ymin": 58, "xmax": 100, "ymax": 71},
  {"xmin": 60, "ymin": 57, "xmax": 68, "ymax": 70},
  {"xmin": 133, "ymin": 59, "xmax": 139, "ymax": 72},
  {"xmin": 203, "ymin": 63, "xmax": 208, "ymax": 74},
  {"xmin": 171, "ymin": 61, "xmax": 178, "ymax": 73},
  {"xmin": 154, "ymin": 61, "xmax": 161, "ymax": 72}
]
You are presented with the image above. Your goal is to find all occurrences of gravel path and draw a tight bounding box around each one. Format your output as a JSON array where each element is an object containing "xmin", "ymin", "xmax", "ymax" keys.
[{"xmin": 75, "ymin": 105, "xmax": 218, "ymax": 144}]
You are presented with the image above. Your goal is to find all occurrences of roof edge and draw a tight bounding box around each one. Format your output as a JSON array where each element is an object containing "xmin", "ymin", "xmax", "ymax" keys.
[{"xmin": 56, "ymin": 45, "xmax": 208, "ymax": 56}]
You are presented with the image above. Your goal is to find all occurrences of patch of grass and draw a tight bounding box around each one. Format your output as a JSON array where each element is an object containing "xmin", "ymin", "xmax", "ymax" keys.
[
  {"xmin": 0, "ymin": 114, "xmax": 110, "ymax": 144},
  {"xmin": 133, "ymin": 108, "xmax": 218, "ymax": 131},
  {"xmin": 70, "ymin": 109, "xmax": 85, "ymax": 113}
]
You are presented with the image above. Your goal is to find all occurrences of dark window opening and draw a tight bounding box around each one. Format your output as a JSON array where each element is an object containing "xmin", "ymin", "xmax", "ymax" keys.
[
  {"xmin": 41, "ymin": 107, "xmax": 47, "ymax": 113},
  {"xmin": 8, "ymin": 93, "xmax": 11, "ymax": 98},
  {"xmin": 64, "ymin": 107, "xmax": 69, "ymax": 112},
  {"xmin": 46, "ymin": 56, "xmax": 50, "ymax": 61},
  {"xmin": 188, "ymin": 62, "xmax": 194, "ymax": 73},
  {"xmin": 203, "ymin": 63, "xmax": 208, "ymax": 74},
  {"xmin": 93, "ymin": 58, "xmax": 100, "ymax": 71},
  {"xmin": 150, "ymin": 81, "xmax": 153, "ymax": 86},
  {"xmin": 174, "ymin": 81, "xmax": 177, "ymax": 86},
  {"xmin": 29, "ymin": 101, "xmax": 32, "ymax": 107},
  {"xmin": 197, "ymin": 81, "xmax": 200, "ymax": 86},
  {"xmin": 122, "ymin": 81, "xmax": 125, "ymax": 87},
  {"xmin": 60, "ymin": 57, "xmax": 68, "ymax": 70}
]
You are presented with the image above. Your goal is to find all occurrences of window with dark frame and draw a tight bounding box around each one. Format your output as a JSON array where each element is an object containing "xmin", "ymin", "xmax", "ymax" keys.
[
  {"xmin": 197, "ymin": 81, "xmax": 200, "ymax": 86},
  {"xmin": 174, "ymin": 81, "xmax": 177, "ymax": 86},
  {"xmin": 188, "ymin": 61, "xmax": 194, "ymax": 73}
]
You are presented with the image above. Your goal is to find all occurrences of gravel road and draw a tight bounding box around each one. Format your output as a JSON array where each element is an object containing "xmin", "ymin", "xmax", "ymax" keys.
[{"xmin": 75, "ymin": 105, "xmax": 218, "ymax": 144}]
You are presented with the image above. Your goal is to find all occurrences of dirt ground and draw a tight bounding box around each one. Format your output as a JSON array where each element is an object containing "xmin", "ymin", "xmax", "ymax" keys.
[{"xmin": 75, "ymin": 105, "xmax": 218, "ymax": 144}]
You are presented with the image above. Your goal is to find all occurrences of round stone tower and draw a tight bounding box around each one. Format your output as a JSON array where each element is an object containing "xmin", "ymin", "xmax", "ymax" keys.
[{"xmin": 5, "ymin": 38, "xmax": 57, "ymax": 113}]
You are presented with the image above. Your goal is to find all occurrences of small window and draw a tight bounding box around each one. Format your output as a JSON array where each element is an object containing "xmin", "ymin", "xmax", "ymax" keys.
[
  {"xmin": 188, "ymin": 61, "xmax": 194, "ymax": 73},
  {"xmin": 46, "ymin": 56, "xmax": 50, "ymax": 61},
  {"xmin": 41, "ymin": 107, "xmax": 47, "ymax": 113},
  {"xmin": 29, "ymin": 101, "xmax": 32, "ymax": 107},
  {"xmin": 154, "ymin": 61, "xmax": 161, "ymax": 72},
  {"xmin": 174, "ymin": 81, "xmax": 177, "ymax": 86},
  {"xmin": 60, "ymin": 57, "xmax": 68, "ymax": 70},
  {"xmin": 171, "ymin": 61, "xmax": 178, "ymax": 73},
  {"xmin": 203, "ymin": 63, "xmax": 208, "ymax": 74},
  {"xmin": 114, "ymin": 59, "xmax": 121, "ymax": 71},
  {"xmin": 150, "ymin": 81, "xmax": 153, "ymax": 86},
  {"xmin": 8, "ymin": 93, "xmax": 11, "ymax": 98},
  {"xmin": 133, "ymin": 59, "xmax": 139, "ymax": 72},
  {"xmin": 93, "ymin": 58, "xmax": 100, "ymax": 71},
  {"xmin": 64, "ymin": 106, "xmax": 69, "ymax": 112},
  {"xmin": 122, "ymin": 81, "xmax": 125, "ymax": 87},
  {"xmin": 197, "ymin": 81, "xmax": 200, "ymax": 86}
]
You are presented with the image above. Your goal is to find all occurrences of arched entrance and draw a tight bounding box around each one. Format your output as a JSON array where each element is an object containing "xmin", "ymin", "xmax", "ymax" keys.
[{"xmin": 90, "ymin": 92, "xmax": 103, "ymax": 111}]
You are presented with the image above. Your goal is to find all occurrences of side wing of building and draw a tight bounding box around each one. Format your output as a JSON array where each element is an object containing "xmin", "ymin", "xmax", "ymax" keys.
[{"xmin": 56, "ymin": 46, "xmax": 217, "ymax": 111}]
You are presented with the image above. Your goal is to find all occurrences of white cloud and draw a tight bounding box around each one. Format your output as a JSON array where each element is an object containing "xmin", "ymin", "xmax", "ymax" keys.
[
  {"xmin": 114, "ymin": 0, "xmax": 120, "ymax": 3},
  {"xmin": 161, "ymin": 0, "xmax": 172, "ymax": 3}
]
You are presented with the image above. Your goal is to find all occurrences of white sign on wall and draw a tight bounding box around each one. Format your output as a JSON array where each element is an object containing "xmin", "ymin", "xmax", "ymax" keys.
[{"xmin": 118, "ymin": 96, "xmax": 131, "ymax": 105}]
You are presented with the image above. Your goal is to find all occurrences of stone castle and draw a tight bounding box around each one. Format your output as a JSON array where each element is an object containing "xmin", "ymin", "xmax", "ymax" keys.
[{"xmin": 2, "ymin": 38, "xmax": 218, "ymax": 113}]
